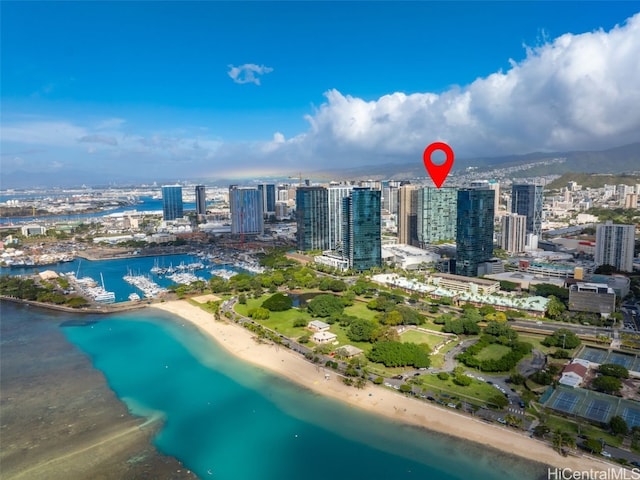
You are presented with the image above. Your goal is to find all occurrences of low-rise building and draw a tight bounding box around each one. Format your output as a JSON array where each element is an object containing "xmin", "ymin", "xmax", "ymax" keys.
[
  {"xmin": 308, "ymin": 320, "xmax": 331, "ymax": 332},
  {"xmin": 568, "ymin": 282, "xmax": 616, "ymax": 315},
  {"xmin": 311, "ymin": 331, "xmax": 337, "ymax": 344},
  {"xmin": 559, "ymin": 361, "xmax": 588, "ymax": 388}
]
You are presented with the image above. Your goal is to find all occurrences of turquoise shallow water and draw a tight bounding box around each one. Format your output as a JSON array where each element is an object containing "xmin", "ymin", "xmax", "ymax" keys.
[{"xmin": 58, "ymin": 308, "xmax": 548, "ymax": 480}]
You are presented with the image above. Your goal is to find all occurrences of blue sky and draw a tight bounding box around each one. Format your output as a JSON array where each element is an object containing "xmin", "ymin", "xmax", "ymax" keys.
[{"xmin": 2, "ymin": 1, "xmax": 640, "ymax": 185}]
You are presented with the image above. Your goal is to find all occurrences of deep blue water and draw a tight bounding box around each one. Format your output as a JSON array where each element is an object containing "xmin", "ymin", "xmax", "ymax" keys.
[
  {"xmin": 1, "ymin": 255, "xmax": 238, "ymax": 303},
  {"xmin": 56, "ymin": 308, "xmax": 547, "ymax": 480}
]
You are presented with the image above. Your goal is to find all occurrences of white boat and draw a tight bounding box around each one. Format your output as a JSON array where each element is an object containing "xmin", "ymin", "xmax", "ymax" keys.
[{"xmin": 128, "ymin": 293, "xmax": 141, "ymax": 301}]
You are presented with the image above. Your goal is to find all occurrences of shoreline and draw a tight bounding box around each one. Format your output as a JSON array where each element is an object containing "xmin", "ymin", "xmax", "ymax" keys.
[{"xmin": 152, "ymin": 299, "xmax": 619, "ymax": 474}]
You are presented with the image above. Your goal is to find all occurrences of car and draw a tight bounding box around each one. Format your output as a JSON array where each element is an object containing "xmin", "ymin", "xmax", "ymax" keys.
[
  {"xmin": 413, "ymin": 373, "xmax": 421, "ymax": 376},
  {"xmin": 601, "ymin": 451, "xmax": 612, "ymax": 458},
  {"xmin": 497, "ymin": 418, "xmax": 507, "ymax": 424},
  {"xmin": 426, "ymin": 396, "xmax": 435, "ymax": 401},
  {"xmin": 447, "ymin": 403, "xmax": 457, "ymax": 409},
  {"xmin": 630, "ymin": 461, "xmax": 640, "ymax": 468},
  {"xmin": 519, "ymin": 401, "xmax": 526, "ymax": 408}
]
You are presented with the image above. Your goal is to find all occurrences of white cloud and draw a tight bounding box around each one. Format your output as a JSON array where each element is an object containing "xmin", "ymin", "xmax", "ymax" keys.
[
  {"xmin": 264, "ymin": 13, "xmax": 640, "ymax": 162},
  {"xmin": 227, "ymin": 63, "xmax": 274, "ymax": 85}
]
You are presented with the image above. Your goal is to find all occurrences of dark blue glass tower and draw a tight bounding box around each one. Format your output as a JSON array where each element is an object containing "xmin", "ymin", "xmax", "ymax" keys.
[
  {"xmin": 296, "ymin": 186, "xmax": 329, "ymax": 251},
  {"xmin": 511, "ymin": 184, "xmax": 543, "ymax": 237},
  {"xmin": 343, "ymin": 188, "xmax": 381, "ymax": 271},
  {"xmin": 162, "ymin": 185, "xmax": 184, "ymax": 221},
  {"xmin": 456, "ymin": 188, "xmax": 495, "ymax": 277}
]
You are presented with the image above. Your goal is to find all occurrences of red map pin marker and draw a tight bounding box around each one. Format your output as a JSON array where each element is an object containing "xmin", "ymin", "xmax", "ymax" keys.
[{"xmin": 423, "ymin": 142, "xmax": 454, "ymax": 189}]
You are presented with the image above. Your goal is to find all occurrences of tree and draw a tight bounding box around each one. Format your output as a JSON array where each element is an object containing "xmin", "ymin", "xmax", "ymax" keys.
[
  {"xmin": 499, "ymin": 280, "xmax": 519, "ymax": 292},
  {"xmin": 552, "ymin": 429, "xmax": 575, "ymax": 453},
  {"xmin": 582, "ymin": 438, "xmax": 603, "ymax": 454},
  {"xmin": 238, "ymin": 293, "xmax": 247, "ymax": 305},
  {"xmin": 307, "ymin": 294, "xmax": 344, "ymax": 317},
  {"xmin": 248, "ymin": 307, "xmax": 270, "ymax": 320},
  {"xmin": 610, "ymin": 416, "xmax": 629, "ymax": 436},
  {"xmin": 262, "ymin": 292, "xmax": 293, "ymax": 311},
  {"xmin": 488, "ymin": 394, "xmax": 508, "ymax": 409},
  {"xmin": 598, "ymin": 364, "xmax": 629, "ymax": 379},
  {"xmin": 293, "ymin": 318, "xmax": 307, "ymax": 328},
  {"xmin": 534, "ymin": 283, "xmax": 570, "ymax": 301},
  {"xmin": 542, "ymin": 329, "xmax": 581, "ymax": 349},
  {"xmin": 532, "ymin": 424, "xmax": 550, "ymax": 439},
  {"xmin": 347, "ymin": 318, "xmax": 378, "ymax": 342},
  {"xmin": 592, "ymin": 375, "xmax": 622, "ymax": 394},
  {"xmin": 546, "ymin": 295, "xmax": 566, "ymax": 319}
]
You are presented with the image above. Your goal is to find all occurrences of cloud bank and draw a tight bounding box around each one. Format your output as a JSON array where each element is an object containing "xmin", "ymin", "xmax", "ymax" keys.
[{"xmin": 2, "ymin": 14, "xmax": 639, "ymax": 182}]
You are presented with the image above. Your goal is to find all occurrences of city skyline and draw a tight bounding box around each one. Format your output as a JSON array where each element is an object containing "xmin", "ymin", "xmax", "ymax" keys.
[{"xmin": 2, "ymin": 2, "xmax": 640, "ymax": 186}]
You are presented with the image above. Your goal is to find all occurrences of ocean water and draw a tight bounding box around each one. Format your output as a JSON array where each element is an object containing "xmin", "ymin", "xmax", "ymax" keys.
[{"xmin": 57, "ymin": 308, "xmax": 548, "ymax": 480}]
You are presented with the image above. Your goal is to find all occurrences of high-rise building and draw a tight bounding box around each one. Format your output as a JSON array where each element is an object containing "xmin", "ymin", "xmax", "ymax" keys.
[
  {"xmin": 161, "ymin": 185, "xmax": 184, "ymax": 221},
  {"xmin": 381, "ymin": 181, "xmax": 401, "ymax": 215},
  {"xmin": 595, "ymin": 221, "xmax": 635, "ymax": 272},
  {"xmin": 456, "ymin": 188, "xmax": 495, "ymax": 277},
  {"xmin": 501, "ymin": 213, "xmax": 527, "ymax": 254},
  {"xmin": 229, "ymin": 186, "xmax": 264, "ymax": 235},
  {"xmin": 327, "ymin": 185, "xmax": 353, "ymax": 252},
  {"xmin": 416, "ymin": 187, "xmax": 457, "ymax": 247},
  {"xmin": 343, "ymin": 188, "xmax": 381, "ymax": 271},
  {"xmin": 511, "ymin": 184, "xmax": 543, "ymax": 237},
  {"xmin": 257, "ymin": 183, "xmax": 276, "ymax": 217},
  {"xmin": 296, "ymin": 186, "xmax": 329, "ymax": 251},
  {"xmin": 195, "ymin": 185, "xmax": 207, "ymax": 217},
  {"xmin": 397, "ymin": 185, "xmax": 418, "ymax": 246}
]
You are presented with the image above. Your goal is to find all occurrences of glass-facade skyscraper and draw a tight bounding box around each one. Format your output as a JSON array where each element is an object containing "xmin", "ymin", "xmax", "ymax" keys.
[
  {"xmin": 343, "ymin": 188, "xmax": 381, "ymax": 271},
  {"xmin": 195, "ymin": 185, "xmax": 207, "ymax": 217},
  {"xmin": 229, "ymin": 186, "xmax": 264, "ymax": 235},
  {"xmin": 416, "ymin": 187, "xmax": 457, "ymax": 247},
  {"xmin": 258, "ymin": 183, "xmax": 276, "ymax": 217},
  {"xmin": 296, "ymin": 186, "xmax": 329, "ymax": 251},
  {"xmin": 511, "ymin": 184, "xmax": 543, "ymax": 237},
  {"xmin": 328, "ymin": 185, "xmax": 353, "ymax": 252},
  {"xmin": 397, "ymin": 185, "xmax": 418, "ymax": 246},
  {"xmin": 161, "ymin": 185, "xmax": 184, "ymax": 221},
  {"xmin": 456, "ymin": 188, "xmax": 495, "ymax": 277}
]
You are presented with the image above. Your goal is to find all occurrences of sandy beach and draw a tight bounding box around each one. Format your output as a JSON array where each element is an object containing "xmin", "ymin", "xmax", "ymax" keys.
[{"xmin": 152, "ymin": 299, "xmax": 622, "ymax": 474}]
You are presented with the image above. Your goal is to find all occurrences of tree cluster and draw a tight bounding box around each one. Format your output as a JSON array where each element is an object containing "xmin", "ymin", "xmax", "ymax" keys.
[
  {"xmin": 307, "ymin": 294, "xmax": 344, "ymax": 317},
  {"xmin": 541, "ymin": 329, "xmax": 581, "ymax": 349},
  {"xmin": 261, "ymin": 293, "xmax": 293, "ymax": 311},
  {"xmin": 366, "ymin": 341, "xmax": 431, "ymax": 368}
]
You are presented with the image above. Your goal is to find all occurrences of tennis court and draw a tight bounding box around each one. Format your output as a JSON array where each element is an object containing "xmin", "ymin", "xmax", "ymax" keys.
[
  {"xmin": 607, "ymin": 352, "xmax": 634, "ymax": 369},
  {"xmin": 621, "ymin": 405, "xmax": 640, "ymax": 429},
  {"xmin": 579, "ymin": 347, "xmax": 607, "ymax": 364},
  {"xmin": 583, "ymin": 398, "xmax": 611, "ymax": 423},
  {"xmin": 551, "ymin": 390, "xmax": 581, "ymax": 414}
]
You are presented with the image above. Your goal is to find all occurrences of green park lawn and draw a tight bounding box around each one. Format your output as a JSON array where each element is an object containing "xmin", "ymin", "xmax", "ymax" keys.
[
  {"xmin": 233, "ymin": 294, "xmax": 372, "ymax": 351},
  {"xmin": 474, "ymin": 343, "xmax": 512, "ymax": 361},
  {"xmin": 344, "ymin": 301, "xmax": 379, "ymax": 321},
  {"xmin": 400, "ymin": 329, "xmax": 446, "ymax": 350},
  {"xmin": 417, "ymin": 373, "xmax": 501, "ymax": 404}
]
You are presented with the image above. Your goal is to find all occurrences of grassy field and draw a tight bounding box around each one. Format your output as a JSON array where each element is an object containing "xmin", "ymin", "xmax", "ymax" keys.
[
  {"xmin": 344, "ymin": 301, "xmax": 379, "ymax": 321},
  {"xmin": 544, "ymin": 414, "xmax": 622, "ymax": 448},
  {"xmin": 416, "ymin": 374, "xmax": 501, "ymax": 404},
  {"xmin": 400, "ymin": 330, "xmax": 446, "ymax": 350},
  {"xmin": 475, "ymin": 343, "xmax": 512, "ymax": 361},
  {"xmin": 233, "ymin": 294, "xmax": 372, "ymax": 351}
]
